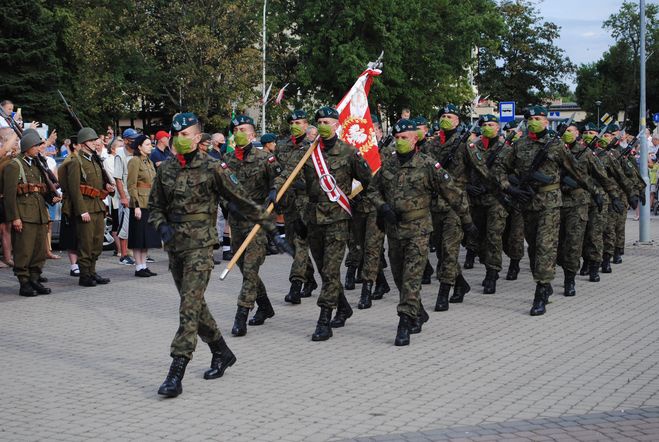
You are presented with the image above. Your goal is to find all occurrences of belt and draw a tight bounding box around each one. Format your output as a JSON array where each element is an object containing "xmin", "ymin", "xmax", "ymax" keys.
[
  {"xmin": 137, "ymin": 182, "xmax": 152, "ymax": 189},
  {"xmin": 398, "ymin": 207, "xmax": 429, "ymax": 222},
  {"xmin": 538, "ymin": 183, "xmax": 561, "ymax": 193},
  {"xmin": 80, "ymin": 184, "xmax": 108, "ymax": 199},
  {"xmin": 168, "ymin": 213, "xmax": 213, "ymax": 223},
  {"xmin": 17, "ymin": 183, "xmax": 46, "ymax": 195}
]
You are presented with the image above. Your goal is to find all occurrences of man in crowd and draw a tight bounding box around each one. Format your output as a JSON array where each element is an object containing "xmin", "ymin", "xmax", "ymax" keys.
[{"xmin": 150, "ymin": 130, "xmax": 171, "ymax": 168}]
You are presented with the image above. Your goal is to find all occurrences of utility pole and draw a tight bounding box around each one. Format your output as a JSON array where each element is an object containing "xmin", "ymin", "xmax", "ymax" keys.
[
  {"xmin": 639, "ymin": 0, "xmax": 651, "ymax": 242},
  {"xmin": 261, "ymin": 0, "xmax": 267, "ymax": 135}
]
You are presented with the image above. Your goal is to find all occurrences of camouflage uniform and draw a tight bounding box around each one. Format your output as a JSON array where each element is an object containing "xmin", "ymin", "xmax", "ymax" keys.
[
  {"xmin": 614, "ymin": 149, "xmax": 646, "ymax": 254},
  {"xmin": 224, "ymin": 144, "xmax": 281, "ymax": 309},
  {"xmin": 148, "ymin": 149, "xmax": 276, "ymax": 359},
  {"xmin": 367, "ymin": 152, "xmax": 471, "ymax": 319}
]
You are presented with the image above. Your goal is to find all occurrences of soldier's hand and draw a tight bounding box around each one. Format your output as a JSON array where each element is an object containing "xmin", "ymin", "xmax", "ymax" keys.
[
  {"xmin": 271, "ymin": 234, "xmax": 294, "ymax": 257},
  {"xmin": 639, "ymin": 192, "xmax": 646, "ymax": 206},
  {"xmin": 11, "ymin": 219, "xmax": 22, "ymax": 232},
  {"xmin": 611, "ymin": 197, "xmax": 625, "ymax": 214},
  {"xmin": 292, "ymin": 179, "xmax": 305, "ymax": 191},
  {"xmin": 120, "ymin": 197, "xmax": 129, "ymax": 207},
  {"xmin": 158, "ymin": 223, "xmax": 175, "ymax": 244},
  {"xmin": 466, "ymin": 184, "xmax": 485, "ymax": 197},
  {"xmin": 378, "ymin": 203, "xmax": 398, "ymax": 226},
  {"xmin": 135, "ymin": 207, "xmax": 142, "ymax": 220},
  {"xmin": 593, "ymin": 194, "xmax": 604, "ymax": 212},
  {"xmin": 505, "ymin": 186, "xmax": 533, "ymax": 204},
  {"xmin": 629, "ymin": 194, "xmax": 639, "ymax": 210},
  {"xmin": 462, "ymin": 222, "xmax": 479, "ymax": 238},
  {"xmin": 293, "ymin": 218, "xmax": 307, "ymax": 239},
  {"xmin": 265, "ymin": 188, "xmax": 278, "ymax": 207},
  {"xmin": 51, "ymin": 196, "xmax": 62, "ymax": 204},
  {"xmin": 81, "ymin": 212, "xmax": 91, "ymax": 223},
  {"xmin": 106, "ymin": 183, "xmax": 115, "ymax": 193}
]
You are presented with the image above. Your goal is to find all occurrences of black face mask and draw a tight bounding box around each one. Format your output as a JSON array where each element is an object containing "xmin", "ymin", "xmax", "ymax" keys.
[
  {"xmin": 183, "ymin": 149, "xmax": 198, "ymax": 163},
  {"xmin": 322, "ymin": 135, "xmax": 338, "ymax": 150},
  {"xmin": 396, "ymin": 150, "xmax": 415, "ymax": 164}
]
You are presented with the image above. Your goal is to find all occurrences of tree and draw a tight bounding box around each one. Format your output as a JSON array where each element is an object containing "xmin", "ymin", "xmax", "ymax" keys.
[{"xmin": 476, "ymin": 0, "xmax": 574, "ymax": 106}]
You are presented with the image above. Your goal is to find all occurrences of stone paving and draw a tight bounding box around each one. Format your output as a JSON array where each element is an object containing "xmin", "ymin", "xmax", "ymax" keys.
[{"xmin": 0, "ymin": 215, "xmax": 658, "ymax": 441}]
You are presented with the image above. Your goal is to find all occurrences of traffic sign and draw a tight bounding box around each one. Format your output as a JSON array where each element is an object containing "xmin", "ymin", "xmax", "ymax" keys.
[
  {"xmin": 499, "ymin": 102, "xmax": 515, "ymax": 123},
  {"xmin": 653, "ymin": 113, "xmax": 659, "ymax": 123}
]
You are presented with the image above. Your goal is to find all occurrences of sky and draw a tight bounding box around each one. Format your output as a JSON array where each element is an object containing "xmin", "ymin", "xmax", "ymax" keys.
[{"xmin": 537, "ymin": 0, "xmax": 658, "ymax": 89}]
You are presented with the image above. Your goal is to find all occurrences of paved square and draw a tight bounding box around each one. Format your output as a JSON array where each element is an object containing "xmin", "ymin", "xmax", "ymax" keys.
[{"xmin": 1, "ymin": 215, "xmax": 658, "ymax": 441}]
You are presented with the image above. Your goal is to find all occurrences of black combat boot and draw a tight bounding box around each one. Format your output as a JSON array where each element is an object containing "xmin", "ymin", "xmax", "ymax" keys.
[
  {"xmin": 579, "ymin": 259, "xmax": 589, "ymax": 276},
  {"xmin": 301, "ymin": 277, "xmax": 317, "ymax": 298},
  {"xmin": 506, "ymin": 258, "xmax": 520, "ymax": 280},
  {"xmin": 344, "ymin": 266, "xmax": 357, "ymax": 290},
  {"xmin": 78, "ymin": 274, "xmax": 96, "ymax": 287},
  {"xmin": 231, "ymin": 306, "xmax": 249, "ymax": 336},
  {"xmin": 29, "ymin": 278, "xmax": 51, "ymax": 295},
  {"xmin": 19, "ymin": 280, "xmax": 37, "ymax": 297},
  {"xmin": 409, "ymin": 304, "xmax": 429, "ymax": 334},
  {"xmin": 564, "ymin": 271, "xmax": 576, "ymax": 297},
  {"xmin": 284, "ymin": 280, "xmax": 303, "ymax": 304},
  {"xmin": 589, "ymin": 261, "xmax": 600, "ymax": 282},
  {"xmin": 330, "ymin": 293, "xmax": 353, "ymax": 328},
  {"xmin": 463, "ymin": 249, "xmax": 476, "ymax": 269},
  {"xmin": 449, "ymin": 274, "xmax": 471, "ymax": 303},
  {"xmin": 394, "ymin": 314, "xmax": 412, "ymax": 346},
  {"xmin": 204, "ymin": 337, "xmax": 237, "ymax": 380},
  {"xmin": 421, "ymin": 260, "xmax": 433, "ymax": 284},
  {"xmin": 248, "ymin": 295, "xmax": 275, "ymax": 325},
  {"xmin": 311, "ymin": 307, "xmax": 333, "ymax": 341},
  {"xmin": 371, "ymin": 269, "xmax": 390, "ymax": 300},
  {"xmin": 482, "ymin": 269, "xmax": 498, "ymax": 294},
  {"xmin": 612, "ymin": 248, "xmax": 623, "ymax": 264},
  {"xmin": 92, "ymin": 273, "xmax": 110, "ymax": 284},
  {"xmin": 357, "ymin": 281, "xmax": 373, "ymax": 309},
  {"xmin": 37, "ymin": 276, "xmax": 48, "ymax": 283},
  {"xmin": 158, "ymin": 356, "xmax": 189, "ymax": 398},
  {"xmin": 355, "ymin": 266, "xmax": 364, "ymax": 284},
  {"xmin": 530, "ymin": 283, "xmax": 550, "ymax": 316},
  {"xmin": 601, "ymin": 254, "xmax": 612, "ymax": 274},
  {"xmin": 435, "ymin": 283, "xmax": 451, "ymax": 311}
]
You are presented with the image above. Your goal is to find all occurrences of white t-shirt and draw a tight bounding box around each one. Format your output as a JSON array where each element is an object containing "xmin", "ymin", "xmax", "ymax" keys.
[
  {"xmin": 45, "ymin": 156, "xmax": 56, "ymax": 173},
  {"xmin": 114, "ymin": 149, "xmax": 132, "ymax": 205}
]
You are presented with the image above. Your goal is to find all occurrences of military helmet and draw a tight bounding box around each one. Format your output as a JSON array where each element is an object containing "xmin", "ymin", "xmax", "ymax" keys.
[
  {"xmin": 77, "ymin": 127, "xmax": 99, "ymax": 144},
  {"xmin": 20, "ymin": 129, "xmax": 42, "ymax": 153}
]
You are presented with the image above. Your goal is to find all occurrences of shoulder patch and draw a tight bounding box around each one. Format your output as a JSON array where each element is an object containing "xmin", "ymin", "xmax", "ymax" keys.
[
  {"xmin": 267, "ymin": 156, "xmax": 276, "ymax": 163},
  {"xmin": 469, "ymin": 143, "xmax": 475, "ymax": 149},
  {"xmin": 229, "ymin": 173, "xmax": 239, "ymax": 185},
  {"xmin": 442, "ymin": 172, "xmax": 451, "ymax": 181},
  {"xmin": 435, "ymin": 162, "xmax": 442, "ymax": 169},
  {"xmin": 220, "ymin": 162, "xmax": 229, "ymax": 169}
]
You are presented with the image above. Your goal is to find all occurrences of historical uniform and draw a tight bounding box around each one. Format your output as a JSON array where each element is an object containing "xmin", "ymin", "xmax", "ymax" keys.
[
  {"xmin": 367, "ymin": 119, "xmax": 474, "ymax": 346},
  {"xmin": 3, "ymin": 129, "xmax": 51, "ymax": 296}
]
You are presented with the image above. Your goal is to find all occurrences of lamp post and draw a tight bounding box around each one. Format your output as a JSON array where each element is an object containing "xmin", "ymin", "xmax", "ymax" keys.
[{"xmin": 595, "ymin": 100, "xmax": 602, "ymax": 127}]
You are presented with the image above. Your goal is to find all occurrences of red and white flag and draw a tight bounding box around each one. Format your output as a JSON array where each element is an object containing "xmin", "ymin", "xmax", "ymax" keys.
[{"xmin": 275, "ymin": 83, "xmax": 288, "ymax": 105}]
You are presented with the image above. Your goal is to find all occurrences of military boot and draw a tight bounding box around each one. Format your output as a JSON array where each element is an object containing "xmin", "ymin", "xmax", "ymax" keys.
[
  {"xmin": 410, "ymin": 304, "xmax": 429, "ymax": 334},
  {"xmin": 435, "ymin": 283, "xmax": 451, "ymax": 311},
  {"xmin": 371, "ymin": 269, "xmax": 390, "ymax": 300},
  {"xmin": 344, "ymin": 266, "xmax": 357, "ymax": 290},
  {"xmin": 284, "ymin": 280, "xmax": 303, "ymax": 304},
  {"xmin": 231, "ymin": 306, "xmax": 249, "ymax": 336},
  {"xmin": 301, "ymin": 277, "xmax": 317, "ymax": 298},
  {"xmin": 355, "ymin": 266, "xmax": 364, "ymax": 284},
  {"xmin": 19, "ymin": 280, "xmax": 37, "ymax": 297},
  {"xmin": 601, "ymin": 254, "xmax": 612, "ymax": 274},
  {"xmin": 463, "ymin": 249, "xmax": 476, "ymax": 269},
  {"xmin": 589, "ymin": 261, "xmax": 600, "ymax": 282},
  {"xmin": 482, "ymin": 269, "xmax": 498, "ymax": 295},
  {"xmin": 92, "ymin": 273, "xmax": 110, "ymax": 284},
  {"xmin": 157, "ymin": 356, "xmax": 189, "ymax": 398},
  {"xmin": 29, "ymin": 278, "xmax": 51, "ymax": 295},
  {"xmin": 564, "ymin": 272, "xmax": 576, "ymax": 297},
  {"xmin": 204, "ymin": 337, "xmax": 236, "ymax": 380},
  {"xmin": 330, "ymin": 293, "xmax": 353, "ymax": 328},
  {"xmin": 248, "ymin": 295, "xmax": 275, "ymax": 326},
  {"xmin": 357, "ymin": 281, "xmax": 373, "ymax": 309},
  {"xmin": 394, "ymin": 314, "xmax": 412, "ymax": 346},
  {"xmin": 579, "ymin": 259, "xmax": 589, "ymax": 276},
  {"xmin": 311, "ymin": 307, "xmax": 333, "ymax": 341},
  {"xmin": 449, "ymin": 274, "xmax": 471, "ymax": 303},
  {"xmin": 612, "ymin": 248, "xmax": 623, "ymax": 264},
  {"xmin": 530, "ymin": 283, "xmax": 550, "ymax": 316},
  {"xmin": 79, "ymin": 273, "xmax": 97, "ymax": 287},
  {"xmin": 506, "ymin": 258, "xmax": 520, "ymax": 280},
  {"xmin": 421, "ymin": 259, "xmax": 433, "ymax": 284}
]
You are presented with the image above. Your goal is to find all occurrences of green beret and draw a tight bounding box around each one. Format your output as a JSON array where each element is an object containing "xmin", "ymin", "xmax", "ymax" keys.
[
  {"xmin": 172, "ymin": 112, "xmax": 199, "ymax": 133},
  {"xmin": 77, "ymin": 127, "xmax": 99, "ymax": 144},
  {"xmin": 392, "ymin": 119, "xmax": 417, "ymax": 135},
  {"xmin": 370, "ymin": 113, "xmax": 379, "ymax": 124},
  {"xmin": 288, "ymin": 109, "xmax": 307, "ymax": 123},
  {"xmin": 479, "ymin": 114, "xmax": 498, "ymax": 125},
  {"xmin": 413, "ymin": 116, "xmax": 429, "ymax": 126},
  {"xmin": 527, "ymin": 105, "xmax": 548, "ymax": 117},
  {"xmin": 471, "ymin": 126, "xmax": 481, "ymax": 135},
  {"xmin": 260, "ymin": 133, "xmax": 277, "ymax": 144},
  {"xmin": 582, "ymin": 122, "xmax": 599, "ymax": 132},
  {"xmin": 502, "ymin": 122, "xmax": 514, "ymax": 131},
  {"xmin": 431, "ymin": 121, "xmax": 440, "ymax": 132},
  {"xmin": 604, "ymin": 124, "xmax": 618, "ymax": 134},
  {"xmin": 439, "ymin": 104, "xmax": 459, "ymax": 117},
  {"xmin": 315, "ymin": 106, "xmax": 340, "ymax": 120},
  {"xmin": 20, "ymin": 129, "xmax": 42, "ymax": 152},
  {"xmin": 230, "ymin": 115, "xmax": 255, "ymax": 132}
]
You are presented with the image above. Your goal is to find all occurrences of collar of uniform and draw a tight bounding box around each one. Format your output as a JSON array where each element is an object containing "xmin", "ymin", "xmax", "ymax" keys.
[
  {"xmin": 325, "ymin": 139, "xmax": 343, "ymax": 156},
  {"xmin": 182, "ymin": 149, "xmax": 204, "ymax": 169},
  {"xmin": 21, "ymin": 154, "xmax": 33, "ymax": 166},
  {"xmin": 82, "ymin": 152, "xmax": 93, "ymax": 161},
  {"xmin": 243, "ymin": 144, "xmax": 256, "ymax": 162},
  {"xmin": 397, "ymin": 151, "xmax": 419, "ymax": 168}
]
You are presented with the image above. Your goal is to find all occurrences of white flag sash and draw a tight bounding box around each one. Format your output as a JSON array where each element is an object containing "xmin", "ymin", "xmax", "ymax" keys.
[{"xmin": 310, "ymin": 144, "xmax": 352, "ymax": 216}]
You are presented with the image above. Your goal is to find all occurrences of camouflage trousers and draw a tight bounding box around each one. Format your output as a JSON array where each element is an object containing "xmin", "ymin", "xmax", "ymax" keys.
[
  {"xmin": 345, "ymin": 210, "xmax": 384, "ymax": 282},
  {"xmin": 503, "ymin": 210, "xmax": 525, "ymax": 260},
  {"xmin": 522, "ymin": 207, "xmax": 560, "ymax": 284},
  {"xmin": 388, "ymin": 234, "xmax": 429, "ymax": 319},
  {"xmin": 77, "ymin": 211, "xmax": 105, "ymax": 277},
  {"xmin": 613, "ymin": 204, "xmax": 627, "ymax": 251},
  {"xmin": 231, "ymin": 223, "xmax": 267, "ymax": 309},
  {"xmin": 468, "ymin": 202, "xmax": 508, "ymax": 271},
  {"xmin": 308, "ymin": 220, "xmax": 349, "ymax": 309},
  {"xmin": 582, "ymin": 198, "xmax": 606, "ymax": 263},
  {"xmin": 11, "ymin": 222, "xmax": 47, "ymax": 282},
  {"xmin": 431, "ymin": 209, "xmax": 463, "ymax": 285},
  {"xmin": 284, "ymin": 212, "xmax": 314, "ymax": 283},
  {"xmin": 169, "ymin": 246, "xmax": 221, "ymax": 360},
  {"xmin": 602, "ymin": 203, "xmax": 620, "ymax": 256},
  {"xmin": 558, "ymin": 203, "xmax": 589, "ymax": 274}
]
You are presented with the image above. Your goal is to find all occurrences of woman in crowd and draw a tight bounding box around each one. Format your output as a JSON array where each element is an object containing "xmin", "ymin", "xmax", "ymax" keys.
[{"xmin": 104, "ymin": 138, "xmax": 122, "ymax": 257}]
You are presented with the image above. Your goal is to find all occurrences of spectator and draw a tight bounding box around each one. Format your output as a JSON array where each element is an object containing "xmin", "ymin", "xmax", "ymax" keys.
[
  {"xmin": 650, "ymin": 134, "xmax": 659, "ymax": 156},
  {"xmin": 127, "ymin": 135, "xmax": 160, "ymax": 277},
  {"xmin": 209, "ymin": 133, "xmax": 224, "ymax": 160},
  {"xmin": 58, "ymin": 138, "xmax": 81, "ymax": 276},
  {"xmin": 60, "ymin": 138, "xmax": 71, "ymax": 157},
  {"xmin": 306, "ymin": 125, "xmax": 318, "ymax": 142},
  {"xmin": 150, "ymin": 130, "xmax": 171, "ymax": 168},
  {"xmin": 105, "ymin": 137, "xmax": 122, "ymax": 257},
  {"xmin": 0, "ymin": 127, "xmax": 18, "ymax": 267},
  {"xmin": 37, "ymin": 131, "xmax": 60, "ymax": 260},
  {"xmin": 650, "ymin": 153, "xmax": 659, "ymax": 209},
  {"xmin": 114, "ymin": 129, "xmax": 138, "ymax": 265},
  {"xmin": 0, "ymin": 100, "xmax": 13, "ymax": 128},
  {"xmin": 401, "ymin": 108, "xmax": 411, "ymax": 119},
  {"xmin": 198, "ymin": 133, "xmax": 212, "ymax": 152}
]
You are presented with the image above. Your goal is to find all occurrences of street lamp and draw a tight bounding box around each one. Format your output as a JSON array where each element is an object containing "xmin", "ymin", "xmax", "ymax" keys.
[{"xmin": 595, "ymin": 100, "xmax": 602, "ymax": 128}]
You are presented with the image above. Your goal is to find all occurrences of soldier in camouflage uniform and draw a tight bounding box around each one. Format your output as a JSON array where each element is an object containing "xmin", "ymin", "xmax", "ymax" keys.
[
  {"xmin": 224, "ymin": 115, "xmax": 283, "ymax": 336},
  {"xmin": 3, "ymin": 129, "xmax": 58, "ymax": 296},
  {"xmin": 501, "ymin": 123, "xmax": 525, "ymax": 281},
  {"xmin": 296, "ymin": 106, "xmax": 372, "ymax": 341},
  {"xmin": 367, "ymin": 119, "xmax": 475, "ymax": 346},
  {"xmin": 149, "ymin": 113, "xmax": 289, "ymax": 398},
  {"xmin": 493, "ymin": 106, "xmax": 595, "ymax": 316},
  {"xmin": 276, "ymin": 110, "xmax": 317, "ymax": 304}
]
